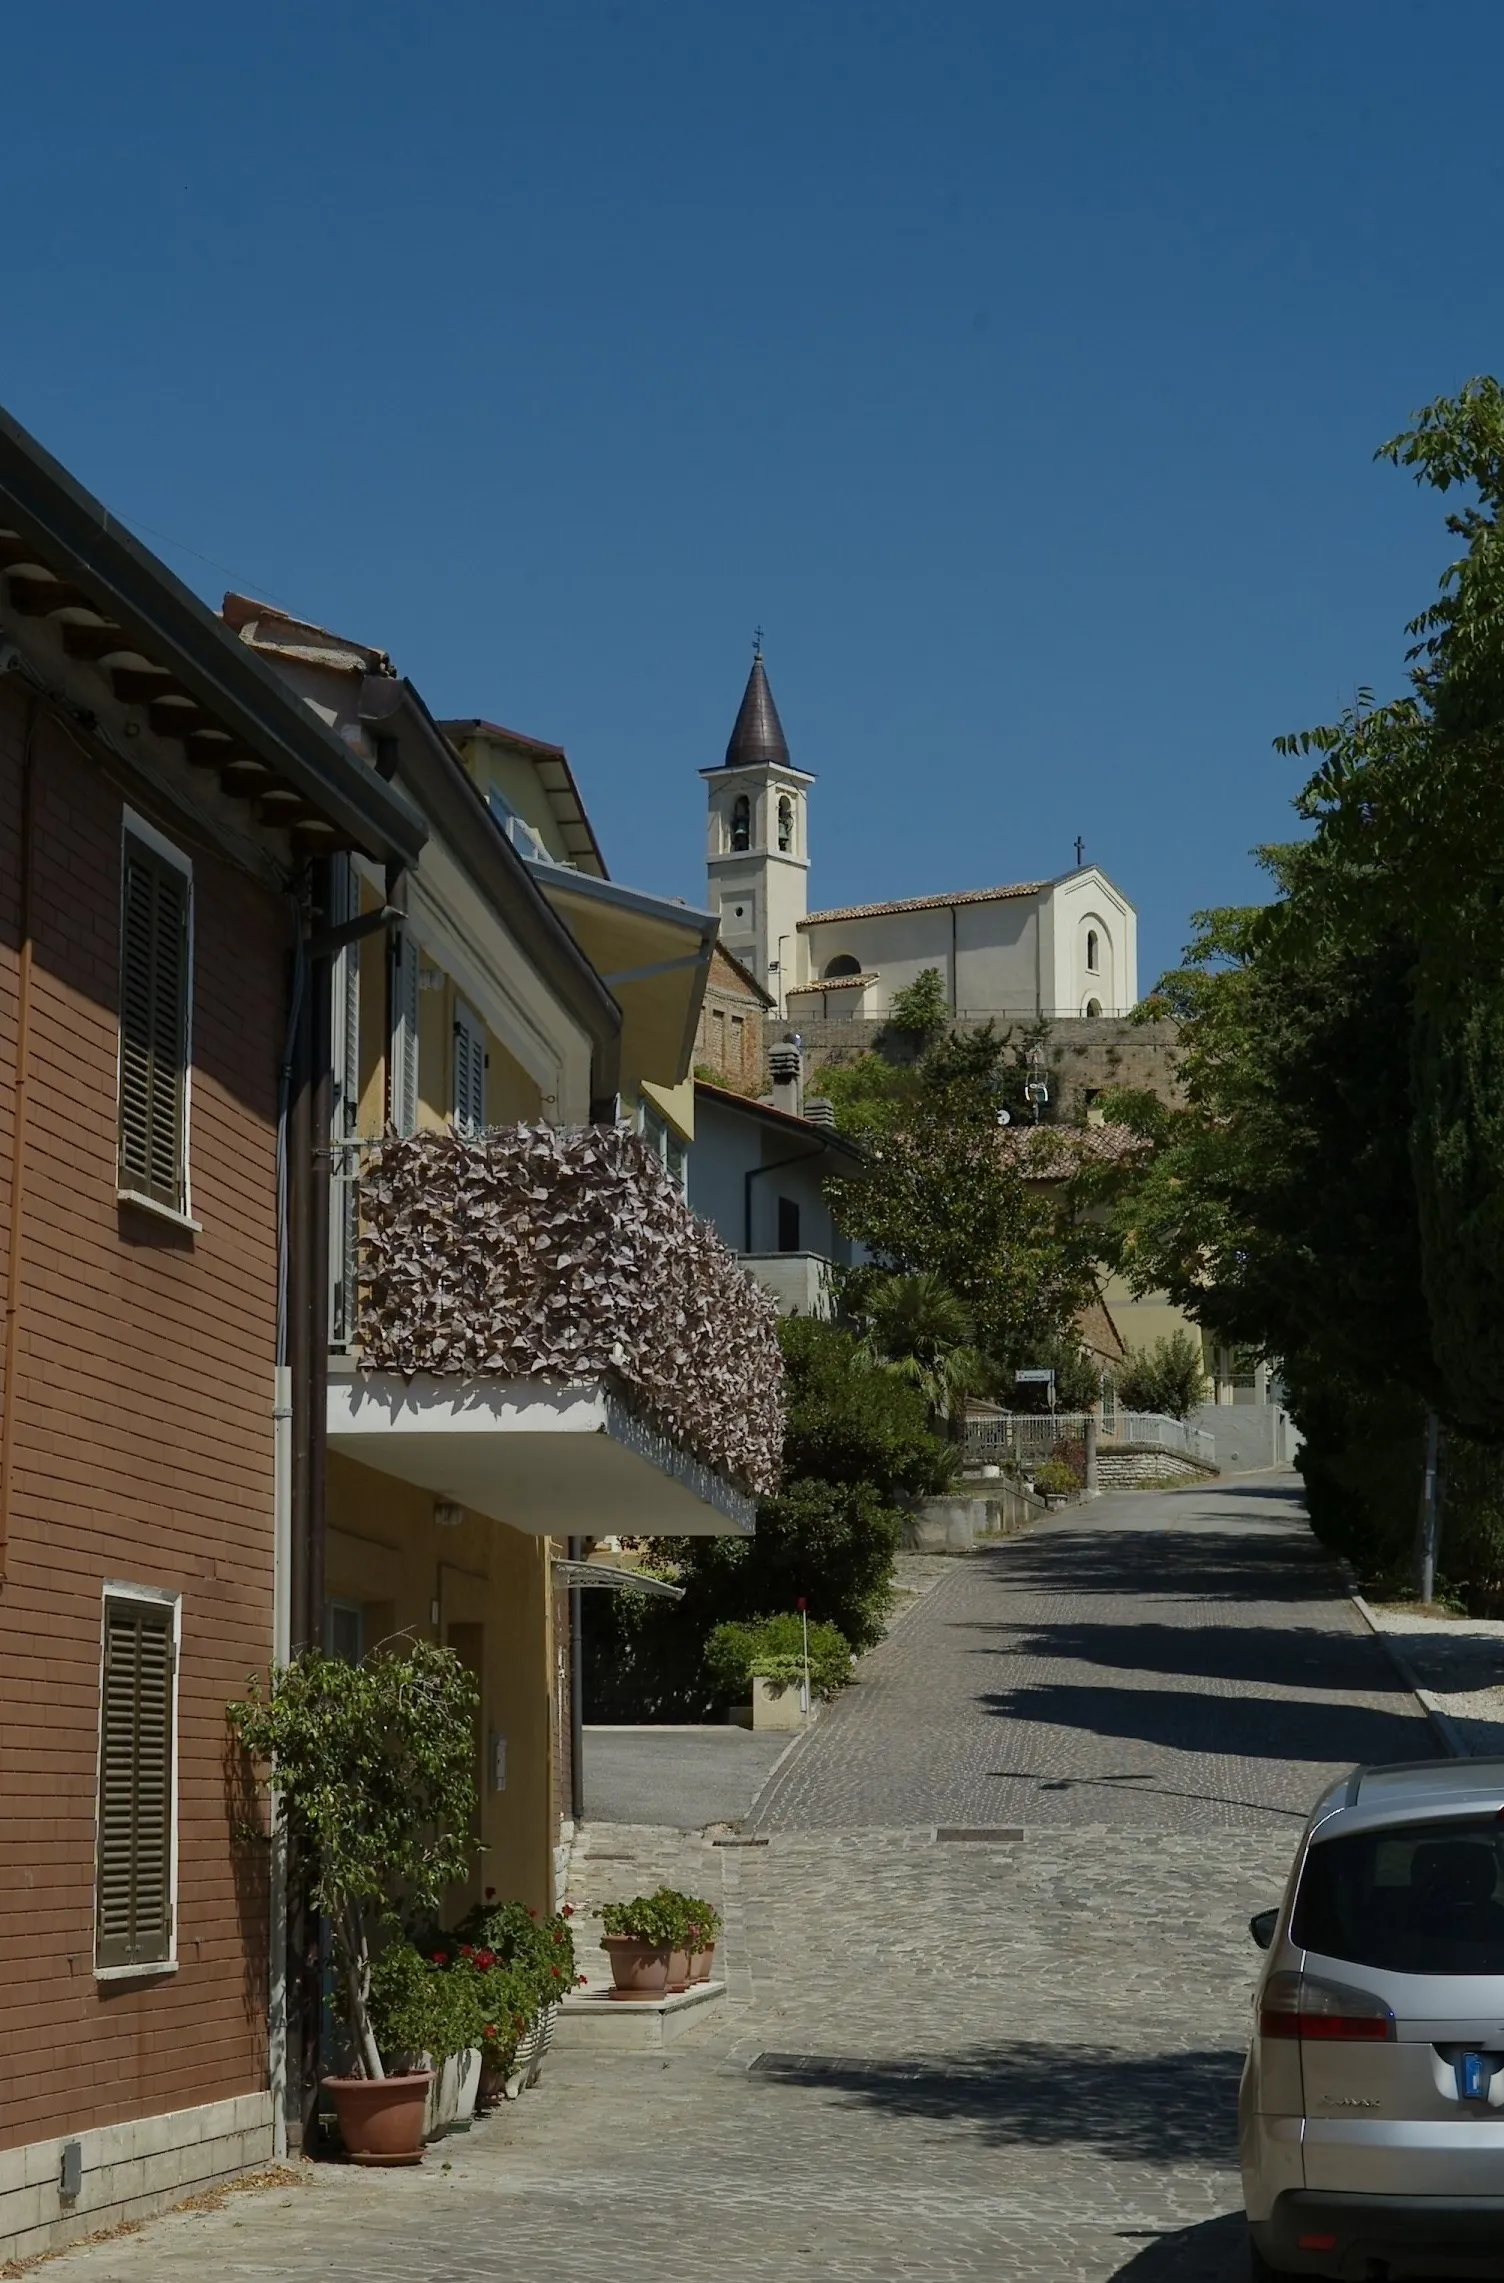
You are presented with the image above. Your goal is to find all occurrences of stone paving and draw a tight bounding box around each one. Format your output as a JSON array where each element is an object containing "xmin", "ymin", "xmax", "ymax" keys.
[
  {"xmin": 33, "ymin": 1472, "xmax": 1433, "ymax": 2283},
  {"xmin": 755, "ymin": 1473, "xmax": 1433, "ymax": 1834}
]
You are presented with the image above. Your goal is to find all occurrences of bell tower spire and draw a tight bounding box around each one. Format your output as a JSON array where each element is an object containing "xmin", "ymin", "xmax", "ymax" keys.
[{"xmin": 701, "ymin": 642, "xmax": 814, "ymax": 1003}]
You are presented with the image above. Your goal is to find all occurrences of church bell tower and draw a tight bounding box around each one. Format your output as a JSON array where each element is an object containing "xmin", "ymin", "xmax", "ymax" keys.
[{"xmin": 702, "ymin": 642, "xmax": 814, "ymax": 1002}]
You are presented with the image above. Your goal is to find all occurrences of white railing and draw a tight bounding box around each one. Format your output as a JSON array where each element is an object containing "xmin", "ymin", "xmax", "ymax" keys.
[{"xmin": 965, "ymin": 1411, "xmax": 1215, "ymax": 1468}]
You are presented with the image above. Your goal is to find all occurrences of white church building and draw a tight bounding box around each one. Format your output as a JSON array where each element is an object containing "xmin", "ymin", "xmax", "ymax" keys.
[{"xmin": 702, "ymin": 651, "xmax": 1137, "ymax": 1022}]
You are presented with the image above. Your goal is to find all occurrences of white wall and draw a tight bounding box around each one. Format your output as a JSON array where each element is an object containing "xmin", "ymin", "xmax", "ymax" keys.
[{"xmin": 687, "ymin": 1094, "xmax": 853, "ymax": 1261}]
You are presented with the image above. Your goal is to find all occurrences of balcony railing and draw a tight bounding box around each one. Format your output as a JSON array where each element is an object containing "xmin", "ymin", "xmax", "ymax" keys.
[{"xmin": 355, "ymin": 1125, "xmax": 784, "ymax": 1497}]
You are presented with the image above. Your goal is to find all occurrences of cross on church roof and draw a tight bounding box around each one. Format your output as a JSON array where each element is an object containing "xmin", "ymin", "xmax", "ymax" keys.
[
  {"xmin": 1074, "ymin": 835, "xmax": 1085, "ymax": 867},
  {"xmin": 752, "ymin": 624, "xmax": 763, "ymax": 659}
]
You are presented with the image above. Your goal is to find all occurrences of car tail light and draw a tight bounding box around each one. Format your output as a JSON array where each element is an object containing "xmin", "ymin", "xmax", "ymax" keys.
[{"xmin": 1260, "ymin": 1969, "xmax": 1395, "ymax": 2042}]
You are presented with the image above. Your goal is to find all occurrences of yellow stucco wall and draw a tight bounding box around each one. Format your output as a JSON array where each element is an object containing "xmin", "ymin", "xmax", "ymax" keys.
[{"xmin": 325, "ymin": 1452, "xmax": 557, "ymax": 1915}]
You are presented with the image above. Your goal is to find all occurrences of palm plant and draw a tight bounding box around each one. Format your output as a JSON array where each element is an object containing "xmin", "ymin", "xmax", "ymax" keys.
[{"xmin": 855, "ymin": 1271, "xmax": 986, "ymax": 1438}]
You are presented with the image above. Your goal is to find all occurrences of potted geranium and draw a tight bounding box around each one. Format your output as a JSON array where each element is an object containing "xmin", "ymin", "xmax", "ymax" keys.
[
  {"xmin": 228, "ymin": 1639, "xmax": 478, "ymax": 2164},
  {"xmin": 428, "ymin": 1897, "xmax": 581, "ymax": 2105},
  {"xmin": 600, "ymin": 1889, "xmax": 723, "ymax": 1997},
  {"xmin": 598, "ymin": 1891, "xmax": 683, "ymax": 1999}
]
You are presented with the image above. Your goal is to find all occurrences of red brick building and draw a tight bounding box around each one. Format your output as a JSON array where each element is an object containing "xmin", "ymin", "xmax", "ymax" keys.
[{"xmin": 0, "ymin": 409, "xmax": 423, "ymax": 2261}]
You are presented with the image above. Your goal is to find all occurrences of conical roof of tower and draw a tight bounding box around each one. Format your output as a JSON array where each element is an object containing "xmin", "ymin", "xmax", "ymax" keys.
[{"xmin": 724, "ymin": 654, "xmax": 790, "ymax": 769}]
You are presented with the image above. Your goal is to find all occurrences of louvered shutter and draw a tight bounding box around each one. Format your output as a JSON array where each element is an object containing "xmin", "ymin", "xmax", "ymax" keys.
[
  {"xmin": 329, "ymin": 858, "xmax": 362, "ymax": 1347},
  {"xmin": 118, "ymin": 839, "xmax": 190, "ymax": 1209},
  {"xmin": 96, "ymin": 1599, "xmax": 175, "ymax": 1969},
  {"xmin": 452, "ymin": 999, "xmax": 486, "ymax": 1134},
  {"xmin": 389, "ymin": 925, "xmax": 420, "ymax": 1136}
]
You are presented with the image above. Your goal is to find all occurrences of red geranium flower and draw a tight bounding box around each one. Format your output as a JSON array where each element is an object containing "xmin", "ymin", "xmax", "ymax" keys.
[
  {"xmin": 561, "ymin": 1904, "xmax": 575, "ymax": 1918},
  {"xmin": 485, "ymin": 1886, "xmax": 497, "ymax": 1900},
  {"xmin": 430, "ymin": 1952, "xmax": 445, "ymax": 1964}
]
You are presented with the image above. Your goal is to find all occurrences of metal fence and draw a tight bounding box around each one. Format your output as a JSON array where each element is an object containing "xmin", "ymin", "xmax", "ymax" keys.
[{"xmin": 964, "ymin": 1410, "xmax": 1215, "ymax": 1469}]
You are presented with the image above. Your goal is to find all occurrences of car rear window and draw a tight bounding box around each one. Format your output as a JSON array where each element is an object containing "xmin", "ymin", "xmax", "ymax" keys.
[{"xmin": 1293, "ymin": 1814, "xmax": 1504, "ymax": 1974}]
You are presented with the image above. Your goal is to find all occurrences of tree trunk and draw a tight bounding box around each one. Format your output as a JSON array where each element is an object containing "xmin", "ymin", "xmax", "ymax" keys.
[{"xmin": 341, "ymin": 1908, "xmax": 385, "ymax": 2080}]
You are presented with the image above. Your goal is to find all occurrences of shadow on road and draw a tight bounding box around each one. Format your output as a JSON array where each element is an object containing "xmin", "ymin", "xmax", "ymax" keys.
[
  {"xmin": 749, "ymin": 2041, "xmax": 1242, "ymax": 2164},
  {"xmin": 1107, "ymin": 2214, "xmax": 1249, "ymax": 2283},
  {"xmin": 976, "ymin": 1528, "xmax": 1335, "ymax": 1606},
  {"xmin": 961, "ymin": 1618, "xmax": 1417, "ymax": 1697},
  {"xmin": 977, "ymin": 1678, "xmax": 1431, "ymax": 1765}
]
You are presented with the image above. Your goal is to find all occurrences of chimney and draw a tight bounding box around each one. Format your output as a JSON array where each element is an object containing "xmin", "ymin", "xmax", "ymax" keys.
[
  {"xmin": 802, "ymin": 1097, "xmax": 836, "ymax": 1129},
  {"xmin": 769, "ymin": 1035, "xmax": 803, "ymax": 1118}
]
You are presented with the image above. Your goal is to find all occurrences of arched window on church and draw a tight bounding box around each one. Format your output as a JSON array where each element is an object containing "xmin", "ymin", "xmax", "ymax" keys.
[
  {"xmin": 730, "ymin": 793, "xmax": 750, "ymax": 852},
  {"xmin": 825, "ymin": 954, "xmax": 862, "ymax": 979},
  {"xmin": 777, "ymin": 794, "xmax": 794, "ymax": 853},
  {"xmin": 1086, "ymin": 929, "xmax": 1100, "ymax": 973}
]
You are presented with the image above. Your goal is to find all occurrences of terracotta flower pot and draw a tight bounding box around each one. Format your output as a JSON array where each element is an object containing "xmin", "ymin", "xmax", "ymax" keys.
[
  {"xmin": 689, "ymin": 1944, "xmax": 716, "ymax": 1984},
  {"xmin": 602, "ymin": 1933, "xmax": 672, "ymax": 2000},
  {"xmin": 324, "ymin": 2071, "xmax": 433, "ymax": 2165},
  {"xmin": 665, "ymin": 1946, "xmax": 691, "ymax": 1992}
]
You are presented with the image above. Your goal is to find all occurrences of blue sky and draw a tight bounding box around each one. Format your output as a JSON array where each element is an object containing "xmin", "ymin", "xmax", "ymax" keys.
[{"xmin": 3, "ymin": 1, "xmax": 1497, "ymax": 987}]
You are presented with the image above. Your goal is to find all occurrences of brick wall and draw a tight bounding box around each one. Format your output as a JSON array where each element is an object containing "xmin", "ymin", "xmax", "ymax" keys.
[
  {"xmin": 694, "ymin": 949, "xmax": 769, "ymax": 1096},
  {"xmin": 0, "ymin": 685, "xmax": 282, "ymax": 2151}
]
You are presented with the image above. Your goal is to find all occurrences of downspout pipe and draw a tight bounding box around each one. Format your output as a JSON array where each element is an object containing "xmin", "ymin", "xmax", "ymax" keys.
[
  {"xmin": 568, "ymin": 1535, "xmax": 585, "ymax": 1830},
  {"xmin": 0, "ymin": 695, "xmax": 39, "ymax": 1587}
]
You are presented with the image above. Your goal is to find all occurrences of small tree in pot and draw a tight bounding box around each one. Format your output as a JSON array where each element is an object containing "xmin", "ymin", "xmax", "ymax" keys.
[{"xmin": 228, "ymin": 1639, "xmax": 478, "ymax": 2162}]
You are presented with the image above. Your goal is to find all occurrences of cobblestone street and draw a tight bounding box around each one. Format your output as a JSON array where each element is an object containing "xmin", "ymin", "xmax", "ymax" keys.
[{"xmin": 35, "ymin": 1474, "xmax": 1435, "ymax": 2283}]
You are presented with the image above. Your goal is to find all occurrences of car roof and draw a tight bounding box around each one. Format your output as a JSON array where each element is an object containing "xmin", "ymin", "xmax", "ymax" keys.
[{"xmin": 1311, "ymin": 1756, "xmax": 1504, "ymax": 1840}]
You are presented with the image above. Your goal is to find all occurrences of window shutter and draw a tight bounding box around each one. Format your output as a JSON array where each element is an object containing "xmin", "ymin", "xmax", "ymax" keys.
[
  {"xmin": 329, "ymin": 859, "xmax": 362, "ymax": 1347},
  {"xmin": 96, "ymin": 1600, "xmax": 175, "ymax": 1969},
  {"xmin": 390, "ymin": 925, "xmax": 421, "ymax": 1136},
  {"xmin": 118, "ymin": 840, "xmax": 190, "ymax": 1209},
  {"xmin": 452, "ymin": 1000, "xmax": 486, "ymax": 1135}
]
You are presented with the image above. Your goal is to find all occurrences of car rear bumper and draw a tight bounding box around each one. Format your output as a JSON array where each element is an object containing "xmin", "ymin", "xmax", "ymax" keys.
[{"xmin": 1257, "ymin": 2191, "xmax": 1504, "ymax": 2277}]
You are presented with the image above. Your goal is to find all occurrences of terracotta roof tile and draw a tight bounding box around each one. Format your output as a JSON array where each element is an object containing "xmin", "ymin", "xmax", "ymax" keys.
[{"xmin": 799, "ymin": 881, "xmax": 1047, "ymax": 928}]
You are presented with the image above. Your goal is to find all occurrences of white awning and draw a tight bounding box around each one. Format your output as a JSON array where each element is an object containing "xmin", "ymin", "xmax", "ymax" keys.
[{"xmin": 327, "ymin": 1371, "xmax": 755, "ymax": 1538}]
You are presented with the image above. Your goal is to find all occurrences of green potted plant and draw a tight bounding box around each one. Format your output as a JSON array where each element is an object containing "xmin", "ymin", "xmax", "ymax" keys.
[
  {"xmin": 660, "ymin": 1891, "xmax": 722, "ymax": 1990},
  {"xmin": 228, "ymin": 1639, "xmax": 478, "ymax": 2164},
  {"xmin": 432, "ymin": 1896, "xmax": 581, "ymax": 2102},
  {"xmin": 597, "ymin": 1891, "xmax": 684, "ymax": 1999},
  {"xmin": 1031, "ymin": 1456, "xmax": 1079, "ymax": 1508}
]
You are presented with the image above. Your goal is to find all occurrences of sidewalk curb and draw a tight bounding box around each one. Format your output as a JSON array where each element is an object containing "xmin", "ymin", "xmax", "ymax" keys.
[{"xmin": 1342, "ymin": 1567, "xmax": 1469, "ymax": 1758}]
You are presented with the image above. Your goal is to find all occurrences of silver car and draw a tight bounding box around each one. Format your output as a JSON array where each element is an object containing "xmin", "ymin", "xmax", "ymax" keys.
[{"xmin": 1242, "ymin": 1756, "xmax": 1504, "ymax": 2279}]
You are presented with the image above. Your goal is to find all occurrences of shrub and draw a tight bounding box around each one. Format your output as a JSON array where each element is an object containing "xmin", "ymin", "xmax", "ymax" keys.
[
  {"xmin": 704, "ymin": 1613, "xmax": 853, "ymax": 1702},
  {"xmin": 1032, "ymin": 1458, "xmax": 1079, "ymax": 1497},
  {"xmin": 1113, "ymin": 1332, "xmax": 1206, "ymax": 1421}
]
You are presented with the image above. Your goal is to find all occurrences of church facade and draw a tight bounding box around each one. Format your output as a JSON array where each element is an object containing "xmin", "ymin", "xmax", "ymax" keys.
[{"xmin": 702, "ymin": 652, "xmax": 1137, "ymax": 1021}]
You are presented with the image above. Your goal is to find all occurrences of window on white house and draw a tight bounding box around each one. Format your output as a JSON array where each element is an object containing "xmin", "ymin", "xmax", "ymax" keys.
[
  {"xmin": 96, "ymin": 1593, "xmax": 177, "ymax": 1971},
  {"xmin": 730, "ymin": 794, "xmax": 751, "ymax": 851},
  {"xmin": 777, "ymin": 1196, "xmax": 801, "ymax": 1252},
  {"xmin": 638, "ymin": 1101, "xmax": 687, "ymax": 1193},
  {"xmin": 452, "ymin": 998, "xmax": 488, "ymax": 1134},
  {"xmin": 1086, "ymin": 930, "xmax": 1100, "ymax": 973},
  {"xmin": 118, "ymin": 828, "xmax": 192, "ymax": 1213},
  {"xmin": 825, "ymin": 954, "xmax": 862, "ymax": 979}
]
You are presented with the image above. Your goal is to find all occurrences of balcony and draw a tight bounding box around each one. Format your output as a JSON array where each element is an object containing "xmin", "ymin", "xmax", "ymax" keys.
[{"xmin": 327, "ymin": 1126, "xmax": 783, "ymax": 1537}]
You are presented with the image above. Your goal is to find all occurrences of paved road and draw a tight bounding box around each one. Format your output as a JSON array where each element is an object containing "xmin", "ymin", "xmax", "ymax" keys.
[
  {"xmin": 582, "ymin": 1723, "xmax": 790, "ymax": 1826},
  {"xmin": 756, "ymin": 1472, "xmax": 1433, "ymax": 1832},
  {"xmin": 40, "ymin": 1473, "xmax": 1433, "ymax": 2283}
]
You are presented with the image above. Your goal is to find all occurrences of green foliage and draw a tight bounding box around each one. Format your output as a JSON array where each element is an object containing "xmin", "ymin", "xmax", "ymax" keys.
[
  {"xmin": 583, "ymin": 1318, "xmax": 951, "ymax": 1717},
  {"xmin": 1113, "ymin": 1333, "xmax": 1206, "ymax": 1422},
  {"xmin": 1008, "ymin": 1334, "xmax": 1104, "ymax": 1415},
  {"xmin": 852, "ymin": 1270, "xmax": 986, "ymax": 1435},
  {"xmin": 1092, "ymin": 377, "xmax": 1504, "ymax": 1601},
  {"xmin": 227, "ymin": 1640, "xmax": 479, "ymax": 2078},
  {"xmin": 366, "ymin": 1940, "xmax": 451, "ymax": 2069},
  {"xmin": 1032, "ymin": 1458, "xmax": 1079, "ymax": 1498},
  {"xmin": 704, "ymin": 1613, "xmax": 853, "ymax": 1701},
  {"xmin": 830, "ymin": 1112, "xmax": 1097, "ymax": 1375},
  {"xmin": 887, "ymin": 966, "xmax": 950, "ymax": 1042},
  {"xmin": 599, "ymin": 1889, "xmax": 721, "ymax": 1947},
  {"xmin": 814, "ymin": 1052, "xmax": 920, "ymax": 1144}
]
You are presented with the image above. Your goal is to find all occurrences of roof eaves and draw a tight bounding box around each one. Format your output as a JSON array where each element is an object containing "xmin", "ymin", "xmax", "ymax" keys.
[{"xmin": 0, "ymin": 411, "xmax": 425, "ymax": 866}]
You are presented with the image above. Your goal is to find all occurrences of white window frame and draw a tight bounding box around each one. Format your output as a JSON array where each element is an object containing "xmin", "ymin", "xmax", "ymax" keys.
[
  {"xmin": 93, "ymin": 1581, "xmax": 182, "ymax": 1981},
  {"xmin": 116, "ymin": 810, "xmax": 198, "ymax": 1231}
]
